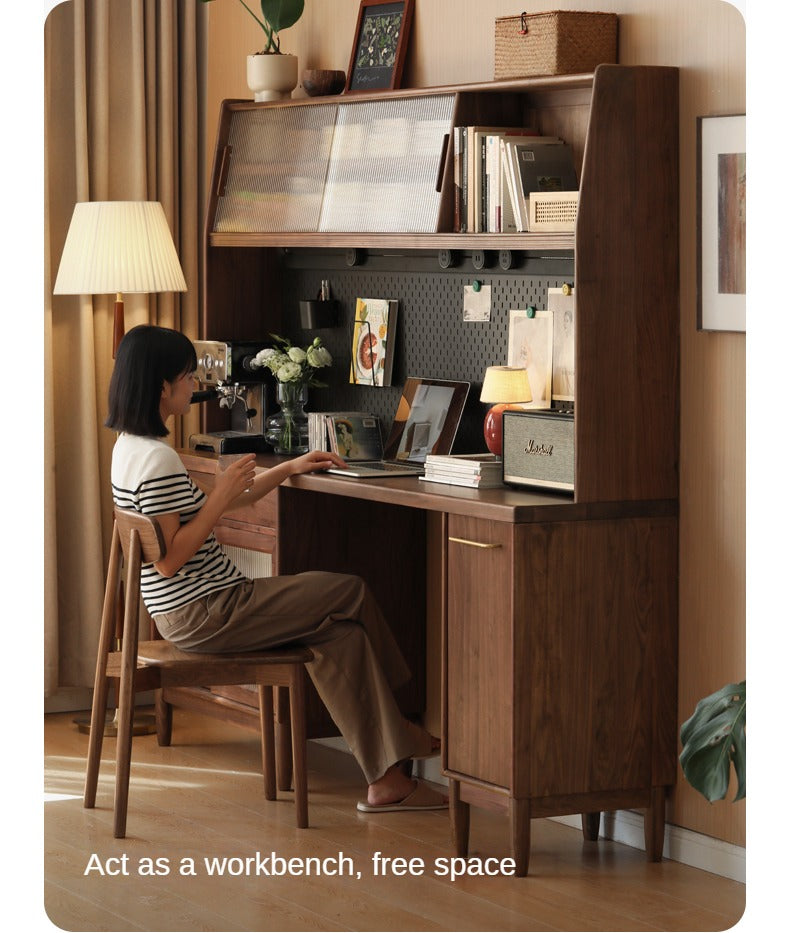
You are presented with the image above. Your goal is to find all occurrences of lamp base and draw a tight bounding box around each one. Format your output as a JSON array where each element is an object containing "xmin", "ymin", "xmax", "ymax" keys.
[{"xmin": 484, "ymin": 403, "xmax": 521, "ymax": 458}]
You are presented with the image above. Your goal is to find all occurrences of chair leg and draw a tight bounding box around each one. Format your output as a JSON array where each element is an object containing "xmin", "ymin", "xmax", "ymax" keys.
[
  {"xmin": 84, "ymin": 674, "xmax": 111, "ymax": 809},
  {"xmin": 276, "ymin": 685, "xmax": 293, "ymax": 792},
  {"xmin": 258, "ymin": 685, "xmax": 277, "ymax": 801},
  {"xmin": 113, "ymin": 675, "xmax": 136, "ymax": 838},
  {"xmin": 113, "ymin": 530, "xmax": 143, "ymax": 839},
  {"xmin": 289, "ymin": 666, "xmax": 309, "ymax": 829},
  {"xmin": 154, "ymin": 689, "xmax": 173, "ymax": 747},
  {"xmin": 85, "ymin": 526, "xmax": 122, "ymax": 810}
]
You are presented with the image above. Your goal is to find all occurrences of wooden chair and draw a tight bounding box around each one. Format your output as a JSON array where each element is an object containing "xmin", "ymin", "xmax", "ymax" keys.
[{"xmin": 84, "ymin": 507, "xmax": 313, "ymax": 838}]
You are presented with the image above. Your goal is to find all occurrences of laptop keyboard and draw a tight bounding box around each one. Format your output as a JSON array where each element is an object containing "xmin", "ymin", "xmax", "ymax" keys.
[{"xmin": 356, "ymin": 462, "xmax": 422, "ymax": 473}]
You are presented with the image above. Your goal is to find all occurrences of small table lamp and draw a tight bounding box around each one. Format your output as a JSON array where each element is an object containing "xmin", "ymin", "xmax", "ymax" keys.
[
  {"xmin": 480, "ymin": 365, "xmax": 532, "ymax": 458},
  {"xmin": 53, "ymin": 201, "xmax": 187, "ymax": 357}
]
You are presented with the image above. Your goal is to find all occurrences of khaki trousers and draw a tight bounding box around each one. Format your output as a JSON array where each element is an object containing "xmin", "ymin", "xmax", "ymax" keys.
[{"xmin": 154, "ymin": 572, "xmax": 428, "ymax": 783}]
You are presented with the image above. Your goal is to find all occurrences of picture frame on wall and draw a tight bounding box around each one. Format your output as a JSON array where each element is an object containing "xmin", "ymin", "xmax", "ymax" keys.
[
  {"xmin": 697, "ymin": 114, "xmax": 746, "ymax": 332},
  {"xmin": 507, "ymin": 309, "xmax": 553, "ymax": 409},
  {"xmin": 345, "ymin": 0, "xmax": 414, "ymax": 93}
]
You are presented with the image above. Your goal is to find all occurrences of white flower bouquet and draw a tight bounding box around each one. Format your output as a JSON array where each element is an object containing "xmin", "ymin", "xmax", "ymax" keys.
[
  {"xmin": 249, "ymin": 334, "xmax": 332, "ymax": 387},
  {"xmin": 250, "ymin": 334, "xmax": 332, "ymax": 455}
]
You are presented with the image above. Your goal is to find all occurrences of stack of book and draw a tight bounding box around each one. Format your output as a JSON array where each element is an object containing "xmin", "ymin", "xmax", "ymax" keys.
[
  {"xmin": 420, "ymin": 453, "xmax": 504, "ymax": 489},
  {"xmin": 453, "ymin": 124, "xmax": 577, "ymax": 233},
  {"xmin": 308, "ymin": 411, "xmax": 379, "ymax": 454}
]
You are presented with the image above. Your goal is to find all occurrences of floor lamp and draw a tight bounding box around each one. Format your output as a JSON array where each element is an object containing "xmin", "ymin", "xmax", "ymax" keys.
[
  {"xmin": 54, "ymin": 200, "xmax": 187, "ymax": 356},
  {"xmin": 54, "ymin": 201, "xmax": 187, "ymax": 734}
]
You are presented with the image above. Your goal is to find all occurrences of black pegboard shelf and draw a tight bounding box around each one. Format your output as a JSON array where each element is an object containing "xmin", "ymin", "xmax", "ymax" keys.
[{"xmin": 278, "ymin": 248, "xmax": 574, "ymax": 455}]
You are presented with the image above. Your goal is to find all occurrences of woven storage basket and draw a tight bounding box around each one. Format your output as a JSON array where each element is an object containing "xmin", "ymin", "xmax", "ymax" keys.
[{"xmin": 495, "ymin": 11, "xmax": 618, "ymax": 80}]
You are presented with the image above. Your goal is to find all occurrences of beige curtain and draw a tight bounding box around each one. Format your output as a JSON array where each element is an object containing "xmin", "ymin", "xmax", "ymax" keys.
[{"xmin": 44, "ymin": 0, "xmax": 206, "ymax": 695}]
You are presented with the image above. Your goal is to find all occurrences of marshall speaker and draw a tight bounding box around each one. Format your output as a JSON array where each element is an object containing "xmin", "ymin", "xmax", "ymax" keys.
[{"xmin": 502, "ymin": 410, "xmax": 574, "ymax": 492}]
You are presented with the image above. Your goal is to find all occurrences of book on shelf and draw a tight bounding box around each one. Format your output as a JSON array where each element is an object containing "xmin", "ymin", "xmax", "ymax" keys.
[
  {"xmin": 508, "ymin": 141, "xmax": 577, "ymax": 232},
  {"xmin": 453, "ymin": 125, "xmax": 466, "ymax": 233},
  {"xmin": 461, "ymin": 126, "xmax": 537, "ymax": 233},
  {"xmin": 454, "ymin": 126, "xmax": 572, "ymax": 233},
  {"xmin": 500, "ymin": 136, "xmax": 566, "ymax": 232},
  {"xmin": 325, "ymin": 413, "xmax": 382, "ymax": 459},
  {"xmin": 349, "ymin": 298, "xmax": 398, "ymax": 387}
]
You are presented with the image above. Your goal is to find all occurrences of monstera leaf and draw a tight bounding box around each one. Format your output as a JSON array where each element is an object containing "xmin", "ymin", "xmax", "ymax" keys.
[{"xmin": 679, "ymin": 681, "xmax": 745, "ymax": 802}]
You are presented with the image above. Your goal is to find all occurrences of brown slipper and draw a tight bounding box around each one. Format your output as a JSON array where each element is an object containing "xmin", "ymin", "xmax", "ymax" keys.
[{"xmin": 357, "ymin": 780, "xmax": 448, "ymax": 813}]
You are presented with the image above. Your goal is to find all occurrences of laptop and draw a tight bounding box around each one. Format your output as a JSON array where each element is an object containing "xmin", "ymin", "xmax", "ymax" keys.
[{"xmin": 327, "ymin": 377, "xmax": 470, "ymax": 478}]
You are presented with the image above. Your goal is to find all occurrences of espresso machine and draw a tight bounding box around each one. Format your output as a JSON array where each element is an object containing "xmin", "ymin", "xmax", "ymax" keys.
[{"xmin": 189, "ymin": 339, "xmax": 272, "ymax": 453}]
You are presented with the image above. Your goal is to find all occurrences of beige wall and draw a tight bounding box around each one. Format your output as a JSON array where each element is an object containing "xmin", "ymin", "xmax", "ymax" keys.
[{"xmin": 205, "ymin": 0, "xmax": 746, "ymax": 848}]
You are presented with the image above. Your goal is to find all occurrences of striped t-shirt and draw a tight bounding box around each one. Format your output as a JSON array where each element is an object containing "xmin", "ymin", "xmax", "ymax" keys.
[{"xmin": 111, "ymin": 434, "xmax": 244, "ymax": 615}]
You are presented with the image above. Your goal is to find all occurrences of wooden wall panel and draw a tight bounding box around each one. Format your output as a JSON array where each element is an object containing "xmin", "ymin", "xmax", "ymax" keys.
[{"xmin": 205, "ymin": 0, "xmax": 746, "ymax": 847}]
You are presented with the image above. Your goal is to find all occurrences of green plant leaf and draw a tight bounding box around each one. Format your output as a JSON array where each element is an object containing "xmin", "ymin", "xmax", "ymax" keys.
[
  {"xmin": 259, "ymin": 0, "xmax": 304, "ymax": 34},
  {"xmin": 679, "ymin": 681, "xmax": 745, "ymax": 802}
]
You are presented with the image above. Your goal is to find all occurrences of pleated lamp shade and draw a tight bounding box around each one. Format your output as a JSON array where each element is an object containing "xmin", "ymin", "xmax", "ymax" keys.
[{"xmin": 54, "ymin": 201, "xmax": 187, "ymax": 355}]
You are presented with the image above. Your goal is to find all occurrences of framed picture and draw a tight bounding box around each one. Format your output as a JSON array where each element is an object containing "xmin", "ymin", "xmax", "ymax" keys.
[
  {"xmin": 547, "ymin": 287, "xmax": 575, "ymax": 401},
  {"xmin": 507, "ymin": 309, "xmax": 553, "ymax": 409},
  {"xmin": 697, "ymin": 114, "xmax": 746, "ymax": 332},
  {"xmin": 345, "ymin": 0, "xmax": 414, "ymax": 93},
  {"xmin": 349, "ymin": 297, "xmax": 399, "ymax": 386}
]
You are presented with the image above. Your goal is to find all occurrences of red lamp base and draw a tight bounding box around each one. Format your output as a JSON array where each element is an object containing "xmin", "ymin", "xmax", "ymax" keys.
[{"xmin": 483, "ymin": 403, "xmax": 519, "ymax": 458}]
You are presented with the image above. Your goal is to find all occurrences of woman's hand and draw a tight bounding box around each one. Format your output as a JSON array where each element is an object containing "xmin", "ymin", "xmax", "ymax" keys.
[{"xmin": 288, "ymin": 449, "xmax": 347, "ymax": 475}]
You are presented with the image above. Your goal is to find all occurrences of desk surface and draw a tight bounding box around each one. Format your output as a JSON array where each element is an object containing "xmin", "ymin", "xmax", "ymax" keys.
[{"xmin": 180, "ymin": 450, "xmax": 677, "ymax": 525}]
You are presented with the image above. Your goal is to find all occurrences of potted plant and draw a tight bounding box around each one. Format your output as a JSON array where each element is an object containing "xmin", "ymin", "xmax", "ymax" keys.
[
  {"xmin": 201, "ymin": 0, "xmax": 305, "ymax": 101},
  {"xmin": 679, "ymin": 680, "xmax": 745, "ymax": 802}
]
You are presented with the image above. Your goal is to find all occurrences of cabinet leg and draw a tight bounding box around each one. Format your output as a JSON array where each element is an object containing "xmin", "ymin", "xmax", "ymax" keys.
[
  {"xmin": 644, "ymin": 786, "xmax": 666, "ymax": 861},
  {"xmin": 582, "ymin": 811, "xmax": 601, "ymax": 841},
  {"xmin": 449, "ymin": 780, "xmax": 470, "ymax": 857},
  {"xmin": 510, "ymin": 797, "xmax": 531, "ymax": 877}
]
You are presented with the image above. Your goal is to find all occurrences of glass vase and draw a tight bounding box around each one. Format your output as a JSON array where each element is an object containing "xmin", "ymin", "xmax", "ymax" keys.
[{"xmin": 265, "ymin": 382, "xmax": 309, "ymax": 455}]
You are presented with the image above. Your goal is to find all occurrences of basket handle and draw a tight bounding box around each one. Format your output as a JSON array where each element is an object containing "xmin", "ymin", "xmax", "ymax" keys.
[{"xmin": 519, "ymin": 12, "xmax": 528, "ymax": 35}]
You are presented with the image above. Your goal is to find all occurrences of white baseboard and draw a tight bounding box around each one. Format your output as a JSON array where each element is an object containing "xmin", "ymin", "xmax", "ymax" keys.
[
  {"xmin": 551, "ymin": 810, "xmax": 745, "ymax": 883},
  {"xmin": 314, "ymin": 742, "xmax": 745, "ymax": 883}
]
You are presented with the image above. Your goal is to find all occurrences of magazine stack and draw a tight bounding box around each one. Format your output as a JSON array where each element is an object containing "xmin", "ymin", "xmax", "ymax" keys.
[{"xmin": 420, "ymin": 453, "xmax": 504, "ymax": 489}]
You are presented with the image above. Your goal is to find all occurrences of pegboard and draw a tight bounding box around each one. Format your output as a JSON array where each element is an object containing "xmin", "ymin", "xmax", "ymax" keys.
[{"xmin": 280, "ymin": 249, "xmax": 574, "ymax": 454}]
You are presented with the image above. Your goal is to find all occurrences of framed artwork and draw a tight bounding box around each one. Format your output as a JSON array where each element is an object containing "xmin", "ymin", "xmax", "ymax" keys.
[
  {"xmin": 697, "ymin": 114, "xmax": 746, "ymax": 332},
  {"xmin": 507, "ymin": 309, "xmax": 553, "ymax": 409},
  {"xmin": 345, "ymin": 0, "xmax": 414, "ymax": 93},
  {"xmin": 547, "ymin": 287, "xmax": 575, "ymax": 401},
  {"xmin": 349, "ymin": 298, "xmax": 399, "ymax": 386}
]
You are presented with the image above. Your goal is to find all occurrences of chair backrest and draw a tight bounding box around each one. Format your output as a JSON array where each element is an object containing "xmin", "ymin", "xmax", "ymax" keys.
[{"xmin": 114, "ymin": 508, "xmax": 167, "ymax": 565}]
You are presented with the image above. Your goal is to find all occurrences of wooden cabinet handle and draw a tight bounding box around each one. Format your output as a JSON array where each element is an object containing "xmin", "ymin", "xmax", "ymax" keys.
[{"xmin": 448, "ymin": 536, "xmax": 502, "ymax": 549}]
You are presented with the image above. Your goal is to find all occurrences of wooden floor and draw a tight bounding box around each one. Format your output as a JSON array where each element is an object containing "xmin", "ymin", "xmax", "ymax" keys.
[{"xmin": 44, "ymin": 709, "xmax": 745, "ymax": 932}]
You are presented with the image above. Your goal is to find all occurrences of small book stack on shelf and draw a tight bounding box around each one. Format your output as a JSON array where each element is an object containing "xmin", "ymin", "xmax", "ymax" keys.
[
  {"xmin": 308, "ymin": 411, "xmax": 377, "ymax": 452},
  {"xmin": 325, "ymin": 413, "xmax": 382, "ymax": 459},
  {"xmin": 453, "ymin": 124, "xmax": 577, "ymax": 233},
  {"xmin": 420, "ymin": 454, "xmax": 504, "ymax": 488}
]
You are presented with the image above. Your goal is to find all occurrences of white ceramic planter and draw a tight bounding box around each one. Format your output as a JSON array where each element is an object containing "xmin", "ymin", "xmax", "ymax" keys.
[{"xmin": 247, "ymin": 53, "xmax": 298, "ymax": 102}]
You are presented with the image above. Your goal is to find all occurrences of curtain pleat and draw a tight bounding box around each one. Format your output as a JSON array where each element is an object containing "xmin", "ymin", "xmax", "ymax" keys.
[{"xmin": 44, "ymin": 0, "xmax": 205, "ymax": 695}]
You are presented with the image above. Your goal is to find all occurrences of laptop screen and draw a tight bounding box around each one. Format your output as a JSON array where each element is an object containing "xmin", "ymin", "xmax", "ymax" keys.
[{"xmin": 383, "ymin": 377, "xmax": 470, "ymax": 464}]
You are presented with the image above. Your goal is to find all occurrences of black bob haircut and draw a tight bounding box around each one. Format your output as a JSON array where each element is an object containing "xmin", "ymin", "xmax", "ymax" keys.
[{"xmin": 105, "ymin": 325, "xmax": 197, "ymax": 436}]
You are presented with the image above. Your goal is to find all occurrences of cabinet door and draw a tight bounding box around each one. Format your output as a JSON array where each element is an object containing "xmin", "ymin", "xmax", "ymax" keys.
[{"xmin": 445, "ymin": 515, "xmax": 513, "ymax": 790}]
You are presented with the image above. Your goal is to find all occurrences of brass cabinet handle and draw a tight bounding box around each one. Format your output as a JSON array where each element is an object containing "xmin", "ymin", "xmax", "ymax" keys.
[{"xmin": 448, "ymin": 536, "xmax": 502, "ymax": 549}]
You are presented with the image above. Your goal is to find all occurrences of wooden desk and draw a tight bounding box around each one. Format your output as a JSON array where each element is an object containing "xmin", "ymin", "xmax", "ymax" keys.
[{"xmin": 177, "ymin": 450, "xmax": 677, "ymax": 876}]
